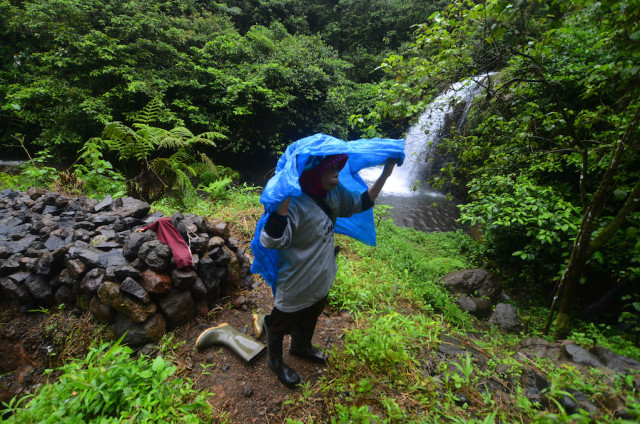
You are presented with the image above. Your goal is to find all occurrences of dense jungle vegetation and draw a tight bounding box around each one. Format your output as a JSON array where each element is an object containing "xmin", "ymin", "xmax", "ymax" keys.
[{"xmin": 1, "ymin": 0, "xmax": 640, "ymax": 422}]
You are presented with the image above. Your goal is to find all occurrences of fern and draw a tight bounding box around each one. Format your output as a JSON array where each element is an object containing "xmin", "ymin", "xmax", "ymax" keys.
[{"xmin": 133, "ymin": 97, "xmax": 164, "ymax": 125}]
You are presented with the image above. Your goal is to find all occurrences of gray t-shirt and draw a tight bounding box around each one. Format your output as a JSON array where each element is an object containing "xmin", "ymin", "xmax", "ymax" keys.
[{"xmin": 259, "ymin": 183, "xmax": 364, "ymax": 312}]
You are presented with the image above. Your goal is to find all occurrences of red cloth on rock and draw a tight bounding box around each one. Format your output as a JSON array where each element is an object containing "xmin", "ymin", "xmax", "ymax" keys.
[{"xmin": 142, "ymin": 217, "xmax": 193, "ymax": 269}]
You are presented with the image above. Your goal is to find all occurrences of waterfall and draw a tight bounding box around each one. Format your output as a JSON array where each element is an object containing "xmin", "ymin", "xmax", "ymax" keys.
[
  {"xmin": 360, "ymin": 74, "xmax": 491, "ymax": 196},
  {"xmin": 359, "ymin": 74, "xmax": 492, "ymax": 231}
]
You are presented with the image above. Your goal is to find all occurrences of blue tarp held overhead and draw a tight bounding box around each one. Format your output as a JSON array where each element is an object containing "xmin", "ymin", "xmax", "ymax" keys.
[{"xmin": 250, "ymin": 133, "xmax": 405, "ymax": 290}]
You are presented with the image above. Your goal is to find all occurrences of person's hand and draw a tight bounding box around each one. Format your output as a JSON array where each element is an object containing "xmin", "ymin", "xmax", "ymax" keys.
[{"xmin": 382, "ymin": 158, "xmax": 397, "ymax": 177}]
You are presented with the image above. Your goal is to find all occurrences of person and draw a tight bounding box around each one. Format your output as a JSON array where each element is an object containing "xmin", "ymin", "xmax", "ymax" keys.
[{"xmin": 259, "ymin": 154, "xmax": 397, "ymax": 387}]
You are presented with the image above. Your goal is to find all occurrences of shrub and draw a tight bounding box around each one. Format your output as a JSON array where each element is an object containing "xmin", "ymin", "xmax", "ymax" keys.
[{"xmin": 2, "ymin": 338, "xmax": 212, "ymax": 423}]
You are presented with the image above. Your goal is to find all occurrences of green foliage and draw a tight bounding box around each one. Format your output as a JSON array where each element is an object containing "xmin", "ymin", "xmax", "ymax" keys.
[
  {"xmin": 1, "ymin": 0, "xmax": 361, "ymax": 157},
  {"xmin": 364, "ymin": 0, "xmax": 640, "ymax": 331},
  {"xmin": 97, "ymin": 98, "xmax": 224, "ymax": 203},
  {"xmin": 73, "ymin": 138, "xmax": 126, "ymax": 198},
  {"xmin": 2, "ymin": 338, "xmax": 212, "ymax": 423},
  {"xmin": 343, "ymin": 311, "xmax": 441, "ymax": 376},
  {"xmin": 459, "ymin": 173, "xmax": 581, "ymax": 281},
  {"xmin": 330, "ymin": 214, "xmax": 479, "ymax": 326}
]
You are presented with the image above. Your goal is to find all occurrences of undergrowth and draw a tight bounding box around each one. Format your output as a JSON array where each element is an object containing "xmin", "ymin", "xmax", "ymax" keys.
[{"xmin": 2, "ymin": 337, "xmax": 212, "ymax": 423}]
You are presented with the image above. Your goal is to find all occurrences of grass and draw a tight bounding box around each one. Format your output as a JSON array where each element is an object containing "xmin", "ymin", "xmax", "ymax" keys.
[{"xmin": 2, "ymin": 175, "xmax": 640, "ymax": 423}]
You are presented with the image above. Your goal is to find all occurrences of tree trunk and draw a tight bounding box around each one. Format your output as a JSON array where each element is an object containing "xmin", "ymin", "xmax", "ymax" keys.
[{"xmin": 544, "ymin": 107, "xmax": 640, "ymax": 337}]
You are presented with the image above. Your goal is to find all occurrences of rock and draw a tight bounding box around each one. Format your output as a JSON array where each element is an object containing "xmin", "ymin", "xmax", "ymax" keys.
[
  {"xmin": 89, "ymin": 295, "xmax": 115, "ymax": 323},
  {"xmin": 197, "ymin": 257, "xmax": 224, "ymax": 295},
  {"xmin": 1, "ymin": 275, "xmax": 33, "ymax": 303},
  {"xmin": 79, "ymin": 268, "xmax": 106, "ymax": 294},
  {"xmin": 437, "ymin": 334, "xmax": 467, "ymax": 356},
  {"xmin": 97, "ymin": 280, "xmax": 157, "ymax": 323},
  {"xmin": 242, "ymin": 385, "xmax": 253, "ymax": 398},
  {"xmin": 488, "ymin": 303, "xmax": 521, "ymax": 332},
  {"xmin": 192, "ymin": 215, "xmax": 214, "ymax": 235},
  {"xmin": 189, "ymin": 235, "xmax": 208, "ymax": 256},
  {"xmin": 516, "ymin": 337, "xmax": 562, "ymax": 362},
  {"xmin": 111, "ymin": 197, "xmax": 151, "ymax": 219},
  {"xmin": 520, "ymin": 366, "xmax": 549, "ymax": 406},
  {"xmin": 112, "ymin": 313, "xmax": 166, "ymax": 347},
  {"xmin": 140, "ymin": 270, "xmax": 173, "ymax": 294},
  {"xmin": 94, "ymin": 195, "xmax": 113, "ymax": 212},
  {"xmin": 589, "ymin": 346, "xmax": 640, "ymax": 374},
  {"xmin": 92, "ymin": 214, "xmax": 118, "ymax": 226},
  {"xmin": 563, "ymin": 343, "xmax": 605, "ymax": 369},
  {"xmin": 54, "ymin": 285, "xmax": 75, "ymax": 305},
  {"xmin": 138, "ymin": 240, "xmax": 171, "ymax": 272},
  {"xmin": 560, "ymin": 389, "xmax": 599, "ymax": 416},
  {"xmin": 223, "ymin": 246, "xmax": 243, "ymax": 290},
  {"xmin": 44, "ymin": 235, "xmax": 68, "ymax": 251},
  {"xmin": 120, "ymin": 277, "xmax": 150, "ymax": 303},
  {"xmin": 195, "ymin": 298, "xmax": 209, "ymax": 316},
  {"xmin": 190, "ymin": 278, "xmax": 207, "ymax": 298},
  {"xmin": 441, "ymin": 268, "xmax": 502, "ymax": 301},
  {"xmin": 112, "ymin": 264, "xmax": 142, "ymax": 282},
  {"xmin": 27, "ymin": 187, "xmax": 47, "ymax": 200},
  {"xmin": 113, "ymin": 217, "xmax": 143, "ymax": 232},
  {"xmin": 211, "ymin": 221, "xmax": 230, "ymax": 238},
  {"xmin": 158, "ymin": 291, "xmax": 195, "ymax": 328},
  {"xmin": 64, "ymin": 258, "xmax": 87, "ymax": 279},
  {"xmin": 122, "ymin": 231, "xmax": 155, "ymax": 261},
  {"xmin": 66, "ymin": 241, "xmax": 104, "ymax": 269},
  {"xmin": 23, "ymin": 273, "xmax": 54, "ymax": 305},
  {"xmin": 227, "ymin": 237, "xmax": 240, "ymax": 252},
  {"xmin": 207, "ymin": 236, "xmax": 225, "ymax": 250},
  {"xmin": 231, "ymin": 295, "xmax": 247, "ymax": 309},
  {"xmin": 456, "ymin": 294, "xmax": 493, "ymax": 318},
  {"xmin": 171, "ymin": 268, "xmax": 197, "ymax": 290},
  {"xmin": 0, "ymin": 253, "xmax": 21, "ymax": 275},
  {"xmin": 35, "ymin": 252, "xmax": 57, "ymax": 276}
]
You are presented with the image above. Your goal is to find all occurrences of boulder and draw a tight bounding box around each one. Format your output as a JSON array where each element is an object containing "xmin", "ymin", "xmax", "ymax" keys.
[
  {"xmin": 112, "ymin": 313, "xmax": 166, "ymax": 347},
  {"xmin": 488, "ymin": 303, "xmax": 521, "ymax": 332},
  {"xmin": 589, "ymin": 346, "xmax": 640, "ymax": 374},
  {"xmin": 97, "ymin": 281, "xmax": 157, "ymax": 323},
  {"xmin": 158, "ymin": 290, "xmax": 195, "ymax": 329},
  {"xmin": 138, "ymin": 240, "xmax": 171, "ymax": 272},
  {"xmin": 441, "ymin": 268, "xmax": 502, "ymax": 301},
  {"xmin": 140, "ymin": 269, "xmax": 173, "ymax": 294}
]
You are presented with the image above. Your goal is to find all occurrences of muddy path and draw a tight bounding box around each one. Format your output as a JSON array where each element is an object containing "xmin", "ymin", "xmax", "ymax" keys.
[{"xmin": 0, "ymin": 280, "xmax": 354, "ymax": 423}]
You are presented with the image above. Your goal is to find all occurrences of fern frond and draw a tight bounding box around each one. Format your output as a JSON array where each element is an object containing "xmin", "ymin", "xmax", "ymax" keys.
[
  {"xmin": 169, "ymin": 150, "xmax": 192, "ymax": 166},
  {"xmin": 170, "ymin": 127, "xmax": 195, "ymax": 139},
  {"xmin": 173, "ymin": 167, "xmax": 198, "ymax": 202},
  {"xmin": 102, "ymin": 122, "xmax": 152, "ymax": 161},
  {"xmin": 134, "ymin": 97, "xmax": 165, "ymax": 125},
  {"xmin": 199, "ymin": 153, "xmax": 217, "ymax": 168},
  {"xmin": 157, "ymin": 135, "xmax": 189, "ymax": 150},
  {"xmin": 190, "ymin": 131, "xmax": 226, "ymax": 147}
]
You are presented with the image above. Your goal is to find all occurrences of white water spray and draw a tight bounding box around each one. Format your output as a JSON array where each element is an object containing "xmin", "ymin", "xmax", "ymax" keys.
[{"xmin": 360, "ymin": 75, "xmax": 492, "ymax": 196}]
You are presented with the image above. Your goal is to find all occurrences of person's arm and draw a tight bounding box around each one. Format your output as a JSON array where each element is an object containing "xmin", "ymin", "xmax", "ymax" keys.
[
  {"xmin": 264, "ymin": 197, "xmax": 291, "ymax": 238},
  {"xmin": 367, "ymin": 159, "xmax": 397, "ymax": 203}
]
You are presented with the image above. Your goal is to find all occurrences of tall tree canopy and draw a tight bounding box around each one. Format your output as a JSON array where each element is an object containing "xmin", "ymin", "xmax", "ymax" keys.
[
  {"xmin": 364, "ymin": 0, "xmax": 640, "ymax": 335},
  {"xmin": 0, "ymin": 0, "xmax": 362, "ymax": 158}
]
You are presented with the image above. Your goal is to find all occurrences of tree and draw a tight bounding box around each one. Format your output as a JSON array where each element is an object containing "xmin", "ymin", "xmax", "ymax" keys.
[
  {"xmin": 366, "ymin": 0, "xmax": 640, "ymax": 336},
  {"xmin": 100, "ymin": 98, "xmax": 224, "ymax": 203}
]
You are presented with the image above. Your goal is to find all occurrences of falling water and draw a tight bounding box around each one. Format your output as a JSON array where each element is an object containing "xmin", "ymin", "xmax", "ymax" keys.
[{"xmin": 360, "ymin": 75, "xmax": 492, "ymax": 231}]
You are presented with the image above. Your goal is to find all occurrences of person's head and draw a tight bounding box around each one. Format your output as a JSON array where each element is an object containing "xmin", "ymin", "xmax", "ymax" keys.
[{"xmin": 300, "ymin": 154, "xmax": 348, "ymax": 198}]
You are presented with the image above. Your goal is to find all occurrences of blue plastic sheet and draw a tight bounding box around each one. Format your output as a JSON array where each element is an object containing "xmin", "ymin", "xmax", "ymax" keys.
[{"xmin": 250, "ymin": 133, "xmax": 405, "ymax": 290}]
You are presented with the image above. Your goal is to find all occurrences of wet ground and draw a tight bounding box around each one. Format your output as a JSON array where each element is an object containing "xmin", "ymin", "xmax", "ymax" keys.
[{"xmin": 0, "ymin": 280, "xmax": 354, "ymax": 423}]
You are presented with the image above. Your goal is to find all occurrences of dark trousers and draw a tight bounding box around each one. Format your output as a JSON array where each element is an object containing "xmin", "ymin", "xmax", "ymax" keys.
[{"xmin": 268, "ymin": 297, "xmax": 327, "ymax": 337}]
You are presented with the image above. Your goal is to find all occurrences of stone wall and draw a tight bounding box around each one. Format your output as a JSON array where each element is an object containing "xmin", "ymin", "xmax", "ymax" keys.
[{"xmin": 0, "ymin": 188, "xmax": 254, "ymax": 346}]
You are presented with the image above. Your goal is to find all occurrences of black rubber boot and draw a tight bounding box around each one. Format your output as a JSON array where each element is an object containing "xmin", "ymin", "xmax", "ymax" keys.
[
  {"xmin": 289, "ymin": 316, "xmax": 328, "ymax": 365},
  {"xmin": 265, "ymin": 315, "xmax": 300, "ymax": 388}
]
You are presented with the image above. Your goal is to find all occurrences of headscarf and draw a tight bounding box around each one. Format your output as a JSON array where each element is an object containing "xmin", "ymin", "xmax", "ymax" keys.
[{"xmin": 299, "ymin": 154, "xmax": 349, "ymax": 198}]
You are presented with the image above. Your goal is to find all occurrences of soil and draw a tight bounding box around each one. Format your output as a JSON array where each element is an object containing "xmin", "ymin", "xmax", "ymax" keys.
[{"xmin": 0, "ymin": 280, "xmax": 354, "ymax": 423}]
